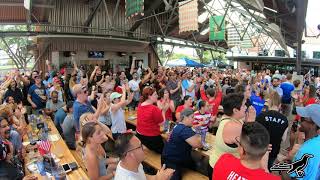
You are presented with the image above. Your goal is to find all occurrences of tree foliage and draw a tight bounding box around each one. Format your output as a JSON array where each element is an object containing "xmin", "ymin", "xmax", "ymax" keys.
[
  {"xmin": 157, "ymin": 44, "xmax": 227, "ymax": 65},
  {"xmin": 0, "ymin": 25, "xmax": 34, "ymax": 70}
]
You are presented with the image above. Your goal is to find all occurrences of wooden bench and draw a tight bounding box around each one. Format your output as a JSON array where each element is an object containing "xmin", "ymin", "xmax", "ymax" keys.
[
  {"xmin": 70, "ymin": 149, "xmax": 87, "ymax": 174},
  {"xmin": 144, "ymin": 149, "xmax": 208, "ymax": 180}
]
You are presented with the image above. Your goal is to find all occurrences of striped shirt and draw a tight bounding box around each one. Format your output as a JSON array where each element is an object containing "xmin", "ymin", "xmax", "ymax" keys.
[{"xmin": 193, "ymin": 111, "xmax": 211, "ymax": 130}]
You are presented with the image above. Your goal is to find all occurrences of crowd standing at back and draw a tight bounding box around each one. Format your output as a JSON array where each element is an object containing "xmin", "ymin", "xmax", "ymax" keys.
[{"xmin": 0, "ymin": 58, "xmax": 319, "ymax": 180}]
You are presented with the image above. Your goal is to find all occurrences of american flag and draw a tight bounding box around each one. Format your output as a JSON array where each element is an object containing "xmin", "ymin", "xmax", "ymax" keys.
[{"xmin": 38, "ymin": 140, "xmax": 51, "ymax": 153}]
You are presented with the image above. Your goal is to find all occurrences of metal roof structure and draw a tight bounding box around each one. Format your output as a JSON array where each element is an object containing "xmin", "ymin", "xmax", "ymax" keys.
[{"xmin": 0, "ymin": 0, "xmax": 308, "ymax": 52}]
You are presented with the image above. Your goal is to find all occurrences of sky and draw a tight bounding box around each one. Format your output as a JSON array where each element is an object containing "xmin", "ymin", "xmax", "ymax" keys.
[{"xmin": 306, "ymin": 0, "xmax": 319, "ymax": 36}]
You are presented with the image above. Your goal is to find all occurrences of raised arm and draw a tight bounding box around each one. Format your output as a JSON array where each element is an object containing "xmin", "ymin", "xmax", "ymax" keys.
[
  {"xmin": 89, "ymin": 66, "xmax": 99, "ymax": 82},
  {"xmin": 46, "ymin": 60, "xmax": 52, "ymax": 72},
  {"xmin": 110, "ymin": 86, "xmax": 127, "ymax": 112},
  {"xmin": 140, "ymin": 68, "xmax": 152, "ymax": 85},
  {"xmin": 130, "ymin": 57, "xmax": 136, "ymax": 75}
]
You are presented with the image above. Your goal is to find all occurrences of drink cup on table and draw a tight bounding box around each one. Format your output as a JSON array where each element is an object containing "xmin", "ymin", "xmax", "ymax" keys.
[{"xmin": 52, "ymin": 165, "xmax": 67, "ymax": 180}]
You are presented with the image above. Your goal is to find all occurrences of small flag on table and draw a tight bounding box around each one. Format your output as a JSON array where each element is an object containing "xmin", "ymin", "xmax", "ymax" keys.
[{"xmin": 38, "ymin": 140, "xmax": 51, "ymax": 155}]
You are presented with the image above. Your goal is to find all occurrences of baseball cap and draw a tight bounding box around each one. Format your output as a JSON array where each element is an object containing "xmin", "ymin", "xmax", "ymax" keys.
[
  {"xmin": 110, "ymin": 92, "xmax": 122, "ymax": 101},
  {"xmin": 180, "ymin": 108, "xmax": 194, "ymax": 120},
  {"xmin": 296, "ymin": 104, "xmax": 320, "ymax": 127}
]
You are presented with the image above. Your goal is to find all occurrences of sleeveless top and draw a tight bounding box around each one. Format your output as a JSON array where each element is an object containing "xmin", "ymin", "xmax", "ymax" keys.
[
  {"xmin": 110, "ymin": 104, "xmax": 126, "ymax": 133},
  {"xmin": 82, "ymin": 147, "xmax": 107, "ymax": 177},
  {"xmin": 209, "ymin": 115, "xmax": 242, "ymax": 167},
  {"xmin": 98, "ymin": 155, "xmax": 107, "ymax": 177}
]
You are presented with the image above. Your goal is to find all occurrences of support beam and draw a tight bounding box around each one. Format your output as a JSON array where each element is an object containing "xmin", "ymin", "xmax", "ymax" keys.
[
  {"xmin": 163, "ymin": 0, "xmax": 178, "ymax": 35},
  {"xmin": 154, "ymin": 37, "xmax": 226, "ymax": 52},
  {"xmin": 0, "ymin": 2, "xmax": 55, "ymax": 8},
  {"xmin": 102, "ymin": 0, "xmax": 112, "ymax": 27},
  {"xmin": 295, "ymin": 0, "xmax": 308, "ymax": 74},
  {"xmin": 129, "ymin": 0, "xmax": 163, "ymax": 34},
  {"xmin": 32, "ymin": 42, "xmax": 50, "ymax": 71},
  {"xmin": 26, "ymin": 8, "xmax": 32, "ymax": 31},
  {"xmin": 153, "ymin": 11, "xmax": 165, "ymax": 36},
  {"xmin": 84, "ymin": 0, "xmax": 103, "ymax": 27},
  {"xmin": 112, "ymin": 0, "xmax": 121, "ymax": 20}
]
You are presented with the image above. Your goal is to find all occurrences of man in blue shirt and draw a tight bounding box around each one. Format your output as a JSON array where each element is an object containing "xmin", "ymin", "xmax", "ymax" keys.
[
  {"xmin": 282, "ymin": 104, "xmax": 320, "ymax": 180},
  {"xmin": 27, "ymin": 75, "xmax": 47, "ymax": 115},
  {"xmin": 72, "ymin": 84, "xmax": 94, "ymax": 132},
  {"xmin": 280, "ymin": 74, "xmax": 295, "ymax": 117}
]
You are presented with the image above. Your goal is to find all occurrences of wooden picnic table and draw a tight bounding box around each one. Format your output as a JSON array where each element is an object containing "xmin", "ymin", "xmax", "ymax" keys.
[
  {"xmin": 23, "ymin": 117, "xmax": 89, "ymax": 180},
  {"xmin": 125, "ymin": 111, "xmax": 215, "ymax": 157}
]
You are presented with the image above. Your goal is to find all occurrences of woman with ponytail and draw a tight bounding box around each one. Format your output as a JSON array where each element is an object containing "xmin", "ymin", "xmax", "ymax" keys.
[
  {"xmin": 81, "ymin": 121, "xmax": 118, "ymax": 180},
  {"xmin": 136, "ymin": 86, "xmax": 164, "ymax": 153}
]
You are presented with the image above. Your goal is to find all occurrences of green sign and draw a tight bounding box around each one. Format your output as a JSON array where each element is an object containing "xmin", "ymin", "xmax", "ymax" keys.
[
  {"xmin": 126, "ymin": 0, "xmax": 144, "ymax": 17},
  {"xmin": 313, "ymin": 51, "xmax": 320, "ymax": 59},
  {"xmin": 209, "ymin": 16, "xmax": 225, "ymax": 41}
]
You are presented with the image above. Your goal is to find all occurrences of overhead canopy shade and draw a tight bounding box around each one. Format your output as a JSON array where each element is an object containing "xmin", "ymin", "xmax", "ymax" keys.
[{"xmin": 166, "ymin": 57, "xmax": 205, "ymax": 67}]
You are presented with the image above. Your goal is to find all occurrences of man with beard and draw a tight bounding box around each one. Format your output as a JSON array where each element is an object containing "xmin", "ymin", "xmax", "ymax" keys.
[
  {"xmin": 281, "ymin": 104, "xmax": 320, "ymax": 180},
  {"xmin": 27, "ymin": 75, "xmax": 47, "ymax": 115},
  {"xmin": 44, "ymin": 90, "xmax": 65, "ymax": 134}
]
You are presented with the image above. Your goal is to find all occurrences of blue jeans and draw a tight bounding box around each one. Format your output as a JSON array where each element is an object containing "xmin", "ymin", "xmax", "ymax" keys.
[{"xmin": 196, "ymin": 128, "xmax": 207, "ymax": 145}]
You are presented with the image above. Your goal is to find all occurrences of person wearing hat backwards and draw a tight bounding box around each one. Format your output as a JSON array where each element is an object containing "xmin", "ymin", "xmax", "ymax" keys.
[
  {"xmin": 281, "ymin": 104, "xmax": 320, "ymax": 180},
  {"xmin": 161, "ymin": 109, "xmax": 203, "ymax": 180},
  {"xmin": 110, "ymin": 84, "xmax": 133, "ymax": 140}
]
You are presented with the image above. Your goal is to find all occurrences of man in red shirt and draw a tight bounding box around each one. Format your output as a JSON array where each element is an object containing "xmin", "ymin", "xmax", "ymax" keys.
[
  {"xmin": 212, "ymin": 122, "xmax": 280, "ymax": 180},
  {"xmin": 200, "ymin": 78, "xmax": 223, "ymax": 118}
]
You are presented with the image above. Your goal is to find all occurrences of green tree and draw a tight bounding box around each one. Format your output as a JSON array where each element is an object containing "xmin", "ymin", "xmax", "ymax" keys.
[
  {"xmin": 0, "ymin": 25, "xmax": 34, "ymax": 70},
  {"xmin": 170, "ymin": 53, "xmax": 195, "ymax": 60},
  {"xmin": 203, "ymin": 50, "xmax": 226, "ymax": 64}
]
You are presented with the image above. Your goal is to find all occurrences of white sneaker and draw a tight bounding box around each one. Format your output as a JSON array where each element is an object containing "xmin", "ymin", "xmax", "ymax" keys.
[{"xmin": 202, "ymin": 143, "xmax": 212, "ymax": 151}]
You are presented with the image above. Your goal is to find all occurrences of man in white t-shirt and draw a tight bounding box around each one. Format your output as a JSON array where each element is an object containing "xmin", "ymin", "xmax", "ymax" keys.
[
  {"xmin": 128, "ymin": 72, "xmax": 141, "ymax": 108},
  {"xmin": 114, "ymin": 133, "xmax": 174, "ymax": 180}
]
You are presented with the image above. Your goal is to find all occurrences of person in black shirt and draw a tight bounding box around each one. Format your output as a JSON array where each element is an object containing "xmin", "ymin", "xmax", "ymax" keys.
[
  {"xmin": 3, "ymin": 80, "xmax": 23, "ymax": 104},
  {"xmin": 256, "ymin": 91, "xmax": 288, "ymax": 169},
  {"xmin": 89, "ymin": 65, "xmax": 103, "ymax": 86}
]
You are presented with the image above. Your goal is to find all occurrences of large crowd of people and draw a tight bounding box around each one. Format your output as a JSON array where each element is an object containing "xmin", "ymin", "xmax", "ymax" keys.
[{"xmin": 0, "ymin": 58, "xmax": 319, "ymax": 180}]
